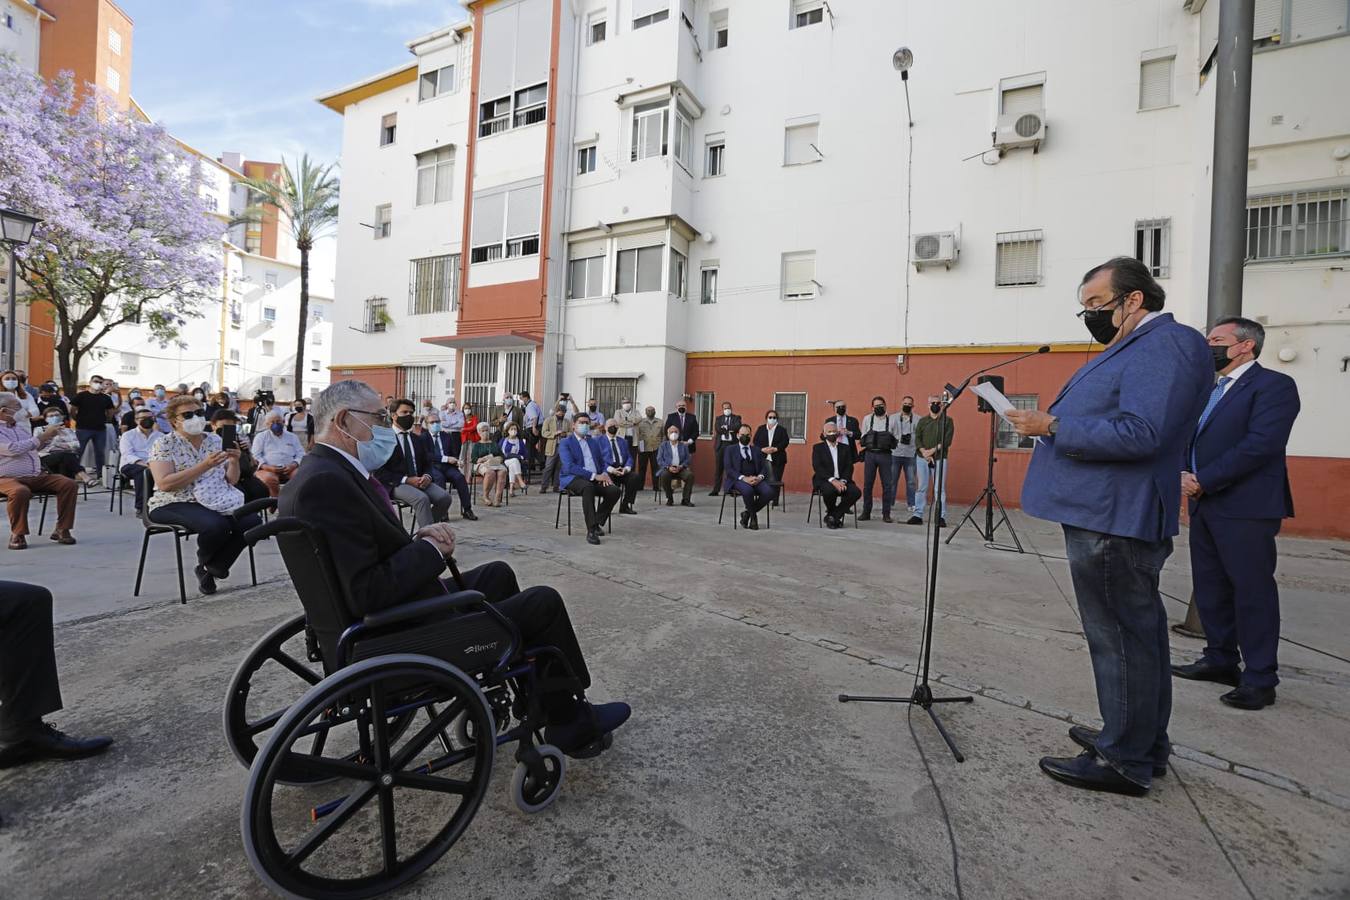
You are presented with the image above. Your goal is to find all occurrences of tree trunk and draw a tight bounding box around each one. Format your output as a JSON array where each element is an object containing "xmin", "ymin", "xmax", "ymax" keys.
[
  {"xmin": 294, "ymin": 246, "xmax": 310, "ymax": 403},
  {"xmin": 57, "ymin": 338, "xmax": 78, "ymax": 399}
]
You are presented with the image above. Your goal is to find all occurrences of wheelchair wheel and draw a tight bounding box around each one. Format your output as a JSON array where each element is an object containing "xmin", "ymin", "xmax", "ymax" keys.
[
  {"xmin": 242, "ymin": 654, "xmax": 495, "ymax": 900},
  {"xmin": 510, "ymin": 744, "xmax": 566, "ymax": 814},
  {"xmin": 223, "ymin": 614, "xmax": 417, "ymax": 785}
]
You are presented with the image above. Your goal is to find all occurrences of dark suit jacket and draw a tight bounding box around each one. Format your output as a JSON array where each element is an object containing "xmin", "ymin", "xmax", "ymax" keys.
[
  {"xmin": 664, "ymin": 411, "xmax": 700, "ymax": 453},
  {"xmin": 599, "ymin": 433, "xmax": 633, "ymax": 469},
  {"xmin": 823, "ymin": 414, "xmax": 861, "ymax": 450},
  {"xmin": 279, "ymin": 444, "xmax": 447, "ymax": 657},
  {"xmin": 374, "ymin": 429, "xmax": 438, "ymax": 492},
  {"xmin": 433, "ymin": 429, "xmax": 464, "ymax": 463},
  {"xmin": 723, "ymin": 442, "xmax": 769, "ymax": 489},
  {"xmin": 714, "ymin": 414, "xmax": 742, "ymax": 449},
  {"xmin": 812, "ymin": 441, "xmax": 856, "ymax": 488},
  {"xmin": 753, "ymin": 423, "xmax": 791, "ymax": 459},
  {"xmin": 1189, "ymin": 362, "xmax": 1299, "ymax": 520}
]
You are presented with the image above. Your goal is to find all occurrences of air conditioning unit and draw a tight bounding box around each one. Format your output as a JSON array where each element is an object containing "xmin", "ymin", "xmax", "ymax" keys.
[
  {"xmin": 993, "ymin": 110, "xmax": 1046, "ymax": 154},
  {"xmin": 911, "ymin": 231, "xmax": 958, "ymax": 270}
]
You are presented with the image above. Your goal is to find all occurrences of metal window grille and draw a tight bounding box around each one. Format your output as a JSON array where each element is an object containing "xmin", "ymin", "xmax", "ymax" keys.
[
  {"xmin": 995, "ymin": 230, "xmax": 1043, "ymax": 286},
  {"xmin": 772, "ymin": 392, "xmax": 807, "ymax": 441},
  {"xmin": 409, "ymin": 254, "xmax": 460, "ymax": 315},
  {"xmin": 365, "ymin": 296, "xmax": 388, "ymax": 333},
  {"xmin": 504, "ymin": 350, "xmax": 532, "ymax": 398},
  {"xmin": 694, "ymin": 391, "xmax": 715, "ymax": 436},
  {"xmin": 513, "ymin": 83, "xmax": 548, "ymax": 128},
  {"xmin": 1135, "ymin": 219, "xmax": 1171, "ymax": 278},
  {"xmin": 997, "ymin": 395, "xmax": 1039, "ymax": 449},
  {"xmin": 506, "ymin": 236, "xmax": 540, "ymax": 258},
  {"xmin": 588, "ymin": 16, "xmax": 606, "ymax": 44},
  {"xmin": 1246, "ymin": 188, "xmax": 1348, "ymax": 261},
  {"xmin": 462, "ymin": 351, "xmax": 499, "ymax": 418},
  {"xmin": 395, "ymin": 365, "xmax": 435, "ymax": 403},
  {"xmin": 471, "ymin": 245, "xmax": 505, "ymax": 264},
  {"xmin": 590, "ymin": 378, "xmax": 636, "ymax": 423},
  {"xmin": 263, "ymin": 306, "xmax": 277, "ymax": 322},
  {"xmin": 633, "ymin": 9, "xmax": 669, "ymax": 28},
  {"xmin": 479, "ymin": 96, "xmax": 511, "ymax": 138},
  {"xmin": 260, "ymin": 376, "xmax": 274, "ymax": 391}
]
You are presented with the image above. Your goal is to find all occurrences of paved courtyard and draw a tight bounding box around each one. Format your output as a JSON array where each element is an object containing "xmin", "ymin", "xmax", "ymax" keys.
[{"xmin": 1, "ymin": 484, "xmax": 1348, "ymax": 899}]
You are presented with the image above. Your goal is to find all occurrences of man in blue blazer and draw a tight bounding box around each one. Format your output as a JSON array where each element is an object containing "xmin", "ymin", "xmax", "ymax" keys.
[
  {"xmin": 1008, "ymin": 257, "xmax": 1212, "ymax": 797},
  {"xmin": 558, "ymin": 413, "xmax": 622, "ymax": 545},
  {"xmin": 1173, "ymin": 317, "xmax": 1299, "ymax": 711},
  {"xmin": 723, "ymin": 424, "xmax": 775, "ymax": 530},
  {"xmin": 656, "ymin": 423, "xmax": 695, "ymax": 506}
]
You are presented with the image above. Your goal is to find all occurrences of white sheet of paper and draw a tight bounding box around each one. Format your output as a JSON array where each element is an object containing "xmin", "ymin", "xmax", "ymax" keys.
[{"xmin": 972, "ymin": 381, "xmax": 1016, "ymax": 423}]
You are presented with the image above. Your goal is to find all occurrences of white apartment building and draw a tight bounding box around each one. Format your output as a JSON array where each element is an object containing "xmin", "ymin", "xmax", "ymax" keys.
[
  {"xmin": 326, "ymin": 0, "xmax": 1350, "ymax": 538},
  {"xmin": 0, "ymin": 0, "xmax": 48, "ymax": 73},
  {"xmin": 320, "ymin": 23, "xmax": 473, "ymax": 406}
]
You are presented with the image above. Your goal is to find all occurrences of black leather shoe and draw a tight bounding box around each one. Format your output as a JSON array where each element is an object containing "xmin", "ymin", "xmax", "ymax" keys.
[
  {"xmin": 204, "ymin": 561, "xmax": 230, "ymax": 580},
  {"xmin": 739, "ymin": 511, "xmax": 750, "ymax": 528},
  {"xmin": 1220, "ymin": 684, "xmax": 1276, "ymax": 710},
  {"xmin": 544, "ymin": 701, "xmax": 631, "ymax": 759},
  {"xmin": 194, "ymin": 565, "xmax": 217, "ymax": 595},
  {"xmin": 939, "ymin": 517, "xmax": 947, "ymax": 527},
  {"xmin": 680, "ymin": 500, "xmax": 695, "ymax": 507},
  {"xmin": 708, "ymin": 490, "xmax": 719, "ymax": 496},
  {"xmin": 1068, "ymin": 726, "xmax": 1167, "ymax": 777},
  {"xmin": 1171, "ymin": 660, "xmax": 1241, "ymax": 687},
  {"xmin": 857, "ymin": 512, "xmax": 871, "ymax": 521},
  {"xmin": 906, "ymin": 516, "xmax": 923, "ymax": 525},
  {"xmin": 882, "ymin": 515, "xmax": 893, "ymax": 524},
  {"xmin": 748, "ymin": 515, "xmax": 759, "ymax": 531},
  {"xmin": 1039, "ymin": 751, "xmax": 1148, "ymax": 797},
  {"xmin": 619, "ymin": 505, "xmax": 637, "ymax": 515},
  {"xmin": 665, "ymin": 497, "xmax": 674, "ymax": 506},
  {"xmin": 585, "ymin": 532, "xmax": 601, "ymax": 545},
  {"xmin": 461, "ymin": 510, "xmax": 479, "ymax": 521},
  {"xmin": 0, "ymin": 722, "xmax": 114, "ymax": 769}
]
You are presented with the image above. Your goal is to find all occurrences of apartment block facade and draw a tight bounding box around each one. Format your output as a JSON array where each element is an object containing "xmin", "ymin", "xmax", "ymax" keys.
[{"xmin": 327, "ymin": 0, "xmax": 1350, "ymax": 537}]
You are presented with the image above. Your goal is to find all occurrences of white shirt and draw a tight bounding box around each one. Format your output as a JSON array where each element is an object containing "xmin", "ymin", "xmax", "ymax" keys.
[
  {"xmin": 252, "ymin": 428, "xmax": 306, "ymax": 467},
  {"xmin": 119, "ymin": 426, "xmax": 160, "ymax": 466},
  {"xmin": 320, "ymin": 441, "xmax": 370, "ymax": 479},
  {"xmin": 1218, "ymin": 360, "xmax": 1255, "ymax": 396},
  {"xmin": 765, "ymin": 424, "xmax": 779, "ymax": 446}
]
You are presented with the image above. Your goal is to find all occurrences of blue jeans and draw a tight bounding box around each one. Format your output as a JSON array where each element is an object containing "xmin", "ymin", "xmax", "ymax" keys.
[
  {"xmin": 76, "ymin": 427, "xmax": 107, "ymax": 474},
  {"xmin": 914, "ymin": 458, "xmax": 947, "ymax": 518},
  {"xmin": 1063, "ymin": 524, "xmax": 1173, "ymax": 788},
  {"xmin": 892, "ymin": 455, "xmax": 917, "ymax": 508}
]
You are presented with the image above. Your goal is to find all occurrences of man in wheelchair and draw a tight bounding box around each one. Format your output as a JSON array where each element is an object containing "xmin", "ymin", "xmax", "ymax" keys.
[{"xmin": 279, "ymin": 380, "xmax": 630, "ymax": 758}]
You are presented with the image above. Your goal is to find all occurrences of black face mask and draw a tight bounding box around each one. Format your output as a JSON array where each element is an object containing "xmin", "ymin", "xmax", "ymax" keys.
[
  {"xmin": 395, "ymin": 414, "xmax": 415, "ymax": 430},
  {"xmin": 588, "ymin": 405, "xmax": 597, "ymax": 412},
  {"xmin": 929, "ymin": 402, "xmax": 941, "ymax": 415},
  {"xmin": 607, "ymin": 425, "xmax": 618, "ymax": 435},
  {"xmin": 1211, "ymin": 344, "xmax": 1235, "ymax": 372},
  {"xmin": 902, "ymin": 405, "xmax": 913, "ymax": 414},
  {"xmin": 873, "ymin": 405, "xmax": 885, "ymax": 415},
  {"xmin": 738, "ymin": 434, "xmax": 751, "ymax": 445},
  {"xmin": 1082, "ymin": 304, "xmax": 1122, "ymax": 345},
  {"xmin": 138, "ymin": 420, "xmax": 154, "ymax": 430},
  {"xmin": 835, "ymin": 406, "xmax": 846, "ymax": 416},
  {"xmin": 677, "ymin": 406, "xmax": 686, "ymax": 413},
  {"xmin": 824, "ymin": 433, "xmax": 838, "ymax": 443}
]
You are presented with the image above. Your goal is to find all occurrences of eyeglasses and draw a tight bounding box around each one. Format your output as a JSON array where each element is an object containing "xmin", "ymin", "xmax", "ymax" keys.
[
  {"xmin": 349, "ymin": 408, "xmax": 392, "ymax": 427},
  {"xmin": 178, "ymin": 409, "xmax": 206, "ymax": 420},
  {"xmin": 1075, "ymin": 292, "xmax": 1127, "ymax": 318}
]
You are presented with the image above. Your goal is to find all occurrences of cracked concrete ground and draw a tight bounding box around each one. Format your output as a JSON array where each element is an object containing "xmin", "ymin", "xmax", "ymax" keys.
[{"xmin": 1, "ymin": 486, "xmax": 1347, "ymax": 899}]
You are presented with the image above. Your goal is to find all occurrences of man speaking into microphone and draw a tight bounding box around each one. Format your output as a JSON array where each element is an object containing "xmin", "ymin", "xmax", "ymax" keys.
[{"xmin": 1006, "ymin": 256, "xmax": 1211, "ymax": 797}]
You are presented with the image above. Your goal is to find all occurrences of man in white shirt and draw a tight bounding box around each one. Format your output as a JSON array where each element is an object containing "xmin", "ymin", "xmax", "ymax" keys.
[
  {"xmin": 118, "ymin": 408, "xmax": 160, "ymax": 512},
  {"xmin": 812, "ymin": 421, "xmax": 860, "ymax": 528},
  {"xmin": 250, "ymin": 411, "xmax": 307, "ymax": 497}
]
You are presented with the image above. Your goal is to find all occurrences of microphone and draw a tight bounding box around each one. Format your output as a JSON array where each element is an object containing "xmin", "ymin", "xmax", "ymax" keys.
[{"xmin": 944, "ymin": 345, "xmax": 1051, "ymax": 401}]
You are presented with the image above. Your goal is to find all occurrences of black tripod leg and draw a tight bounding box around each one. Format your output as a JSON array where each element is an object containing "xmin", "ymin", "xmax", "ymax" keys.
[
  {"xmin": 945, "ymin": 487, "xmax": 992, "ymax": 544},
  {"xmin": 990, "ymin": 489, "xmax": 1024, "ymax": 552},
  {"xmin": 925, "ymin": 706, "xmax": 966, "ymax": 763}
]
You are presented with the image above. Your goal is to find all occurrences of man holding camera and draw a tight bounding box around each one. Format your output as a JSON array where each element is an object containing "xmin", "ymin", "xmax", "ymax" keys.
[{"xmin": 859, "ymin": 395, "xmax": 903, "ymax": 522}]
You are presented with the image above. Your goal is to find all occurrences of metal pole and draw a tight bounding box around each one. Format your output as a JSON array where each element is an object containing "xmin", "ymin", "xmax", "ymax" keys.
[
  {"xmin": 5, "ymin": 244, "xmax": 16, "ymax": 372},
  {"xmin": 1206, "ymin": 0, "xmax": 1256, "ymax": 325}
]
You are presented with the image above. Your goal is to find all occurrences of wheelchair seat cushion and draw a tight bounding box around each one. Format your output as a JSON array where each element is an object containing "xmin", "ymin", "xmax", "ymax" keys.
[{"xmin": 350, "ymin": 610, "xmax": 516, "ymax": 675}]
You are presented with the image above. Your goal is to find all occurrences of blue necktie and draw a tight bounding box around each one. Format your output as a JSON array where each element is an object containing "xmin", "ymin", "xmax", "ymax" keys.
[{"xmin": 1191, "ymin": 376, "xmax": 1231, "ymax": 470}]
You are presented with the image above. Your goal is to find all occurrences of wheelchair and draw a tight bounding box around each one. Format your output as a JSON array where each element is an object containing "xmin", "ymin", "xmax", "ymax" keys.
[{"xmin": 224, "ymin": 516, "xmax": 590, "ymax": 899}]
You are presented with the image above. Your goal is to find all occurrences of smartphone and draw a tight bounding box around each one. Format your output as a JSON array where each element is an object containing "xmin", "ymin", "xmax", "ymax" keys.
[{"xmin": 218, "ymin": 424, "xmax": 238, "ymax": 451}]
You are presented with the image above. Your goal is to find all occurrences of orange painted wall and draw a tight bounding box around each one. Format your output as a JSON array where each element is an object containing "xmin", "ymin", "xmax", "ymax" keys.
[
  {"xmin": 328, "ymin": 365, "xmax": 401, "ymax": 402},
  {"xmin": 243, "ymin": 161, "xmax": 282, "ymax": 259},
  {"xmin": 685, "ymin": 351, "xmax": 1347, "ymax": 540}
]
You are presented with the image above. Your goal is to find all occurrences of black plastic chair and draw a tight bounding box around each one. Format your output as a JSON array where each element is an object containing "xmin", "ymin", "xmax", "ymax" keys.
[
  {"xmin": 718, "ymin": 486, "xmax": 772, "ymax": 530},
  {"xmin": 0, "ymin": 488, "xmax": 54, "ymax": 534},
  {"xmin": 133, "ymin": 469, "xmax": 274, "ymax": 604},
  {"xmin": 555, "ymin": 486, "xmax": 613, "ymax": 536},
  {"xmin": 807, "ymin": 488, "xmax": 858, "ymax": 529}
]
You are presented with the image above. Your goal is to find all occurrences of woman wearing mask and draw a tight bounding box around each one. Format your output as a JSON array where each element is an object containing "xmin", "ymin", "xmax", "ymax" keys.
[
  {"xmin": 470, "ymin": 421, "xmax": 508, "ymax": 506},
  {"xmin": 2, "ymin": 370, "xmax": 41, "ymax": 423},
  {"xmin": 753, "ymin": 409, "xmax": 791, "ymax": 504},
  {"xmin": 286, "ymin": 401, "xmax": 315, "ymax": 450},
  {"xmin": 460, "ymin": 402, "xmax": 480, "ymax": 446},
  {"xmin": 500, "ymin": 422, "xmax": 528, "ymax": 496},
  {"xmin": 37, "ymin": 409, "xmax": 86, "ymax": 481},
  {"xmin": 146, "ymin": 395, "xmax": 265, "ymax": 595}
]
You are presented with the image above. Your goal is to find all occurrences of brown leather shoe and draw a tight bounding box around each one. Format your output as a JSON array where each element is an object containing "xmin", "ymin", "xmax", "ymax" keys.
[
  {"xmin": 8, "ymin": 535, "xmax": 27, "ymax": 550},
  {"xmin": 49, "ymin": 529, "xmax": 77, "ymax": 545}
]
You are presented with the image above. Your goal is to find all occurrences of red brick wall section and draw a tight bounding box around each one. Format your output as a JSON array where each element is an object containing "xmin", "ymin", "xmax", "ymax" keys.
[{"xmin": 328, "ymin": 367, "xmax": 400, "ymax": 403}]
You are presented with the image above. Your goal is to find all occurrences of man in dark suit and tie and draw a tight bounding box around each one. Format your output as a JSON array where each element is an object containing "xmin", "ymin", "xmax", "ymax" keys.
[
  {"xmin": 1174, "ymin": 317, "xmax": 1300, "ymax": 711},
  {"xmin": 279, "ymin": 380, "xmax": 629, "ymax": 757},
  {"xmin": 600, "ymin": 418, "xmax": 641, "ymax": 515},
  {"xmin": 429, "ymin": 421, "xmax": 477, "ymax": 521},
  {"xmin": 558, "ymin": 413, "xmax": 623, "ymax": 545},
  {"xmin": 663, "ymin": 395, "xmax": 699, "ymax": 487},
  {"xmin": 375, "ymin": 398, "xmax": 452, "ymax": 529},
  {"xmin": 724, "ymin": 424, "xmax": 775, "ymax": 530},
  {"xmin": 812, "ymin": 421, "xmax": 860, "ymax": 528},
  {"xmin": 708, "ymin": 401, "xmax": 741, "ymax": 497},
  {"xmin": 825, "ymin": 401, "xmax": 860, "ymax": 454}
]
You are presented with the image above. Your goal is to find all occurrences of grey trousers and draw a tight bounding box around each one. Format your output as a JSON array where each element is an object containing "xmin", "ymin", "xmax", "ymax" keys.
[{"xmin": 392, "ymin": 481, "xmax": 452, "ymax": 529}]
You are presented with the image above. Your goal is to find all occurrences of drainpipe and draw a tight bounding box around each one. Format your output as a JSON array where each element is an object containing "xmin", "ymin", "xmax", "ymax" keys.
[{"xmin": 552, "ymin": 3, "xmax": 585, "ymax": 401}]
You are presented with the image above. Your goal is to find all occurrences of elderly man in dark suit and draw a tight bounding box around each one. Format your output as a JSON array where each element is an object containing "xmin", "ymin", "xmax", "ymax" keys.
[
  {"xmin": 812, "ymin": 421, "xmax": 860, "ymax": 528},
  {"xmin": 278, "ymin": 380, "xmax": 629, "ymax": 758},
  {"xmin": 663, "ymin": 394, "xmax": 700, "ymax": 478},
  {"xmin": 1174, "ymin": 317, "xmax": 1300, "ymax": 711}
]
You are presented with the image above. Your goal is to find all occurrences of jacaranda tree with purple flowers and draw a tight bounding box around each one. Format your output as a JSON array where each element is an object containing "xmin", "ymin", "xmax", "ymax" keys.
[{"xmin": 0, "ymin": 55, "xmax": 222, "ymax": 395}]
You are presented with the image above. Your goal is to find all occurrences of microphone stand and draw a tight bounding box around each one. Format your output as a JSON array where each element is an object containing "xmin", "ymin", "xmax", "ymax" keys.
[{"xmin": 839, "ymin": 346, "xmax": 1049, "ymax": 762}]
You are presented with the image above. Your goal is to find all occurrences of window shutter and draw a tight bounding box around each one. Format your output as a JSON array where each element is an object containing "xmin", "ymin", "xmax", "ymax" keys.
[
  {"xmin": 1252, "ymin": 0, "xmax": 1283, "ymax": 38},
  {"xmin": 616, "ymin": 232, "xmax": 663, "ymax": 251},
  {"xmin": 471, "ymin": 190, "xmax": 505, "ymax": 246},
  {"xmin": 1291, "ymin": 0, "xmax": 1347, "ymax": 41},
  {"xmin": 417, "ymin": 166, "xmax": 436, "ymax": 206},
  {"xmin": 514, "ymin": 0, "xmax": 551, "ymax": 88},
  {"xmin": 995, "ymin": 235, "xmax": 1041, "ymax": 286},
  {"xmin": 506, "ymin": 180, "xmax": 543, "ymax": 238},
  {"xmin": 633, "ymin": 0, "xmax": 668, "ymax": 19},
  {"xmin": 1001, "ymin": 84, "xmax": 1043, "ymax": 115},
  {"xmin": 479, "ymin": 4, "xmax": 515, "ymax": 101},
  {"xmin": 784, "ymin": 123, "xmax": 817, "ymax": 164},
  {"xmin": 783, "ymin": 253, "xmax": 814, "ymax": 292},
  {"xmin": 1139, "ymin": 57, "xmax": 1173, "ymax": 110}
]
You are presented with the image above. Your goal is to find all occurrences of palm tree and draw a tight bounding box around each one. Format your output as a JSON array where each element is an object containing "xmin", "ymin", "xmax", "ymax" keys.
[{"xmin": 234, "ymin": 155, "xmax": 339, "ymax": 401}]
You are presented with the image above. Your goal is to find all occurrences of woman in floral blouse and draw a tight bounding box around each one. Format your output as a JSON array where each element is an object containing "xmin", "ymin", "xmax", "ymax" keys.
[{"xmin": 147, "ymin": 395, "xmax": 262, "ymax": 595}]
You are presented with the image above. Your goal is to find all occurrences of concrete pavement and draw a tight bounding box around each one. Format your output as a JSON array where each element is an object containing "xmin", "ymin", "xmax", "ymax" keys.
[{"xmin": 0, "ymin": 483, "xmax": 1347, "ymax": 898}]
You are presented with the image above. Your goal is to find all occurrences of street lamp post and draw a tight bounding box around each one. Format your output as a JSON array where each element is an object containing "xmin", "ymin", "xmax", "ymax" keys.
[{"xmin": 1, "ymin": 207, "xmax": 42, "ymax": 372}]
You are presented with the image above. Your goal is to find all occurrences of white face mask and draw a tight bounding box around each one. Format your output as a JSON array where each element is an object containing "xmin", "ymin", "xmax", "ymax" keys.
[
  {"xmin": 91, "ymin": 383, "xmax": 104, "ymax": 393},
  {"xmin": 181, "ymin": 416, "xmax": 207, "ymax": 436},
  {"xmin": 622, "ymin": 403, "xmax": 632, "ymax": 411},
  {"xmin": 767, "ymin": 417, "xmax": 778, "ymax": 426},
  {"xmin": 46, "ymin": 417, "xmax": 63, "ymax": 427},
  {"xmin": 1, "ymin": 379, "xmax": 16, "ymax": 389},
  {"xmin": 668, "ymin": 432, "xmax": 680, "ymax": 442}
]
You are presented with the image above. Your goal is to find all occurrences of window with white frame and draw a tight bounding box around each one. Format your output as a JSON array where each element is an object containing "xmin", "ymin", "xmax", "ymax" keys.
[
  {"xmin": 631, "ymin": 101, "xmax": 669, "ymax": 161},
  {"xmin": 997, "ymin": 395, "xmax": 1039, "ymax": 449},
  {"xmin": 260, "ymin": 376, "xmax": 274, "ymax": 392},
  {"xmin": 577, "ymin": 144, "xmax": 597, "ymax": 175},
  {"xmin": 1000, "ymin": 78, "xmax": 1044, "ymax": 116},
  {"xmin": 1139, "ymin": 52, "xmax": 1175, "ymax": 110},
  {"xmin": 673, "ymin": 110, "xmax": 692, "ymax": 170},
  {"xmin": 379, "ymin": 114, "xmax": 397, "ymax": 147},
  {"xmin": 695, "ymin": 391, "xmax": 715, "ymax": 436},
  {"xmin": 781, "ymin": 251, "xmax": 816, "ymax": 299},
  {"xmin": 791, "ymin": 0, "xmax": 825, "ymax": 29},
  {"xmin": 309, "ymin": 359, "xmax": 320, "ymax": 373},
  {"xmin": 263, "ymin": 305, "xmax": 277, "ymax": 324},
  {"xmin": 705, "ymin": 139, "xmax": 725, "ymax": 177},
  {"xmin": 479, "ymin": 96, "xmax": 511, "ymax": 138},
  {"xmin": 1246, "ymin": 188, "xmax": 1348, "ymax": 260},
  {"xmin": 616, "ymin": 245, "xmax": 664, "ymax": 294},
  {"xmin": 1135, "ymin": 219, "xmax": 1171, "ymax": 278},
  {"xmin": 409, "ymin": 254, "xmax": 460, "ymax": 314},
  {"xmin": 262, "ymin": 340, "xmax": 275, "ymax": 356},
  {"xmin": 669, "ymin": 248, "xmax": 687, "ymax": 298},
  {"xmin": 470, "ymin": 180, "xmax": 542, "ymax": 263},
  {"xmin": 109, "ymin": 27, "xmax": 122, "ymax": 55},
  {"xmin": 513, "ymin": 82, "xmax": 548, "ymax": 127},
  {"xmin": 229, "ymin": 349, "xmax": 241, "ymax": 364},
  {"xmin": 415, "ymin": 147, "xmax": 455, "ymax": 206},
  {"xmin": 568, "ymin": 254, "xmax": 605, "ymax": 299},
  {"xmin": 634, "ymin": 8, "xmax": 670, "ymax": 29},
  {"xmin": 587, "ymin": 12, "xmax": 607, "ymax": 45},
  {"xmin": 773, "ymin": 392, "xmax": 808, "ymax": 441},
  {"xmin": 784, "ymin": 119, "xmax": 820, "ymax": 165},
  {"xmin": 1255, "ymin": 0, "xmax": 1349, "ymax": 46},
  {"xmin": 119, "ymin": 352, "xmax": 138, "ymax": 374},
  {"xmin": 994, "ymin": 230, "xmax": 1043, "ymax": 286},
  {"xmin": 374, "ymin": 204, "xmax": 392, "ymax": 239},
  {"xmin": 711, "ymin": 9, "xmax": 729, "ymax": 48},
  {"xmin": 365, "ymin": 296, "xmax": 388, "ymax": 333},
  {"xmin": 419, "ymin": 64, "xmax": 456, "ymax": 101},
  {"xmin": 312, "ymin": 331, "xmax": 323, "ymax": 345},
  {"xmin": 264, "ymin": 272, "xmax": 278, "ymax": 290},
  {"xmin": 700, "ymin": 262, "xmax": 718, "ymax": 304},
  {"xmin": 106, "ymin": 66, "xmax": 120, "ymax": 94}
]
